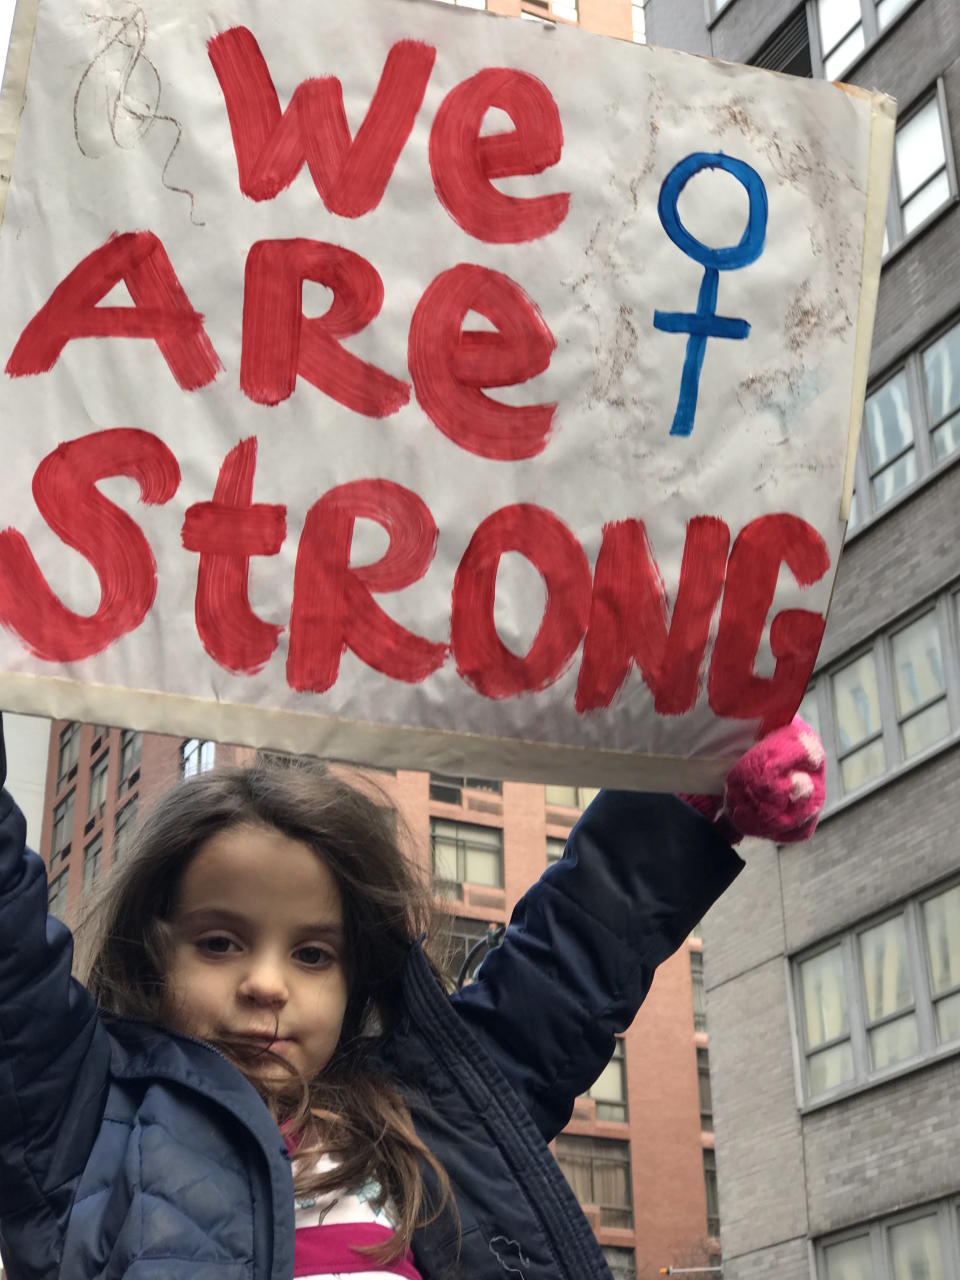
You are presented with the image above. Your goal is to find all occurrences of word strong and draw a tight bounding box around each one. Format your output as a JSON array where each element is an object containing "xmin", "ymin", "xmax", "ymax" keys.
[{"xmin": 0, "ymin": 430, "xmax": 828, "ymax": 735}]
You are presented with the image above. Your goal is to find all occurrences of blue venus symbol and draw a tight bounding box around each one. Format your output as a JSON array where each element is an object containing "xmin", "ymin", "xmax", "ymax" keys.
[{"xmin": 653, "ymin": 152, "xmax": 768, "ymax": 437}]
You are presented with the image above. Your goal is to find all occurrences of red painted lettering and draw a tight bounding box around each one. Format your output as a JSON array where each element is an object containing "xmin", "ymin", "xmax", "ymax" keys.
[
  {"xmin": 208, "ymin": 27, "xmax": 436, "ymax": 214},
  {"xmin": 181, "ymin": 437, "xmax": 287, "ymax": 674},
  {"xmin": 708, "ymin": 513, "xmax": 830, "ymax": 735},
  {"xmin": 0, "ymin": 429, "xmax": 180, "ymax": 661},
  {"xmin": 576, "ymin": 517, "xmax": 730, "ymax": 714},
  {"xmin": 242, "ymin": 240, "xmax": 410, "ymax": 414},
  {"xmin": 429, "ymin": 68, "xmax": 570, "ymax": 243},
  {"xmin": 5, "ymin": 232, "xmax": 222, "ymax": 391},
  {"xmin": 287, "ymin": 479, "xmax": 446, "ymax": 692},
  {"xmin": 451, "ymin": 504, "xmax": 591, "ymax": 698},
  {"xmin": 409, "ymin": 264, "xmax": 556, "ymax": 459}
]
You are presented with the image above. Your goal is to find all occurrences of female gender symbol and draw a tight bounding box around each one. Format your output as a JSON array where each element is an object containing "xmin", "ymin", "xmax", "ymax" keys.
[{"xmin": 653, "ymin": 152, "xmax": 768, "ymax": 438}]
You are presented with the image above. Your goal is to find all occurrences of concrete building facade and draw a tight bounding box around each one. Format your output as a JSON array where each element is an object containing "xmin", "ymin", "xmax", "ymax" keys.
[{"xmin": 643, "ymin": 2, "xmax": 960, "ymax": 1278}]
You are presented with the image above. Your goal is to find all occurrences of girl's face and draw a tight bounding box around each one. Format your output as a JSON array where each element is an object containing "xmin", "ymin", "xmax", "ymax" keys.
[{"xmin": 162, "ymin": 822, "xmax": 350, "ymax": 1084}]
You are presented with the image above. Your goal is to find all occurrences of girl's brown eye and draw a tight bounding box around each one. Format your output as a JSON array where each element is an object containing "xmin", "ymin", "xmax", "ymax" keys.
[
  {"xmin": 296, "ymin": 946, "xmax": 332, "ymax": 968},
  {"xmin": 200, "ymin": 936, "xmax": 235, "ymax": 955}
]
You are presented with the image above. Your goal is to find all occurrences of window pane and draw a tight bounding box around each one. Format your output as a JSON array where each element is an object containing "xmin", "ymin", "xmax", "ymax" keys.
[
  {"xmin": 902, "ymin": 170, "xmax": 950, "ymax": 236},
  {"xmin": 823, "ymin": 25, "xmax": 865, "ymax": 78},
  {"xmin": 934, "ymin": 991, "xmax": 960, "ymax": 1043},
  {"xmin": 433, "ymin": 838, "xmax": 458, "ymax": 884},
  {"xmin": 892, "ymin": 613, "xmax": 945, "ymax": 716},
  {"xmin": 824, "ymin": 1235, "xmax": 872, "ymax": 1280},
  {"xmin": 869, "ymin": 1012, "xmax": 919, "ymax": 1069},
  {"xmin": 876, "ymin": 0, "xmax": 913, "ymax": 27},
  {"xmin": 833, "ymin": 654, "xmax": 882, "ymax": 752},
  {"xmin": 545, "ymin": 785, "xmax": 578, "ymax": 807},
  {"xmin": 860, "ymin": 916, "xmax": 913, "ymax": 1022},
  {"xmin": 800, "ymin": 946, "xmax": 849, "ymax": 1047},
  {"xmin": 847, "ymin": 485, "xmax": 860, "ymax": 531},
  {"xmin": 808, "ymin": 1041, "xmax": 855, "ymax": 1094},
  {"xmin": 465, "ymin": 845, "xmax": 502, "ymax": 887},
  {"xmin": 932, "ymin": 413, "xmax": 960, "ymax": 463},
  {"xmin": 872, "ymin": 449, "xmax": 917, "ymax": 507},
  {"xmin": 840, "ymin": 738, "xmax": 886, "ymax": 792},
  {"xmin": 865, "ymin": 373, "xmax": 914, "ymax": 471},
  {"xmin": 817, "ymin": 0, "xmax": 862, "ymax": 55},
  {"xmin": 798, "ymin": 688, "xmax": 821, "ymax": 738},
  {"xmin": 896, "ymin": 100, "xmax": 947, "ymax": 201},
  {"xmin": 923, "ymin": 885, "xmax": 960, "ymax": 996},
  {"xmin": 589, "ymin": 1050, "xmax": 626, "ymax": 1107},
  {"xmin": 923, "ymin": 321, "xmax": 960, "ymax": 426},
  {"xmin": 901, "ymin": 700, "xmax": 950, "ymax": 758},
  {"xmin": 889, "ymin": 1216, "xmax": 944, "ymax": 1280}
]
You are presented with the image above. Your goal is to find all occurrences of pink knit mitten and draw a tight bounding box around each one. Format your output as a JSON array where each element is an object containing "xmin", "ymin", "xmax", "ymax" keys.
[{"xmin": 682, "ymin": 716, "xmax": 825, "ymax": 845}]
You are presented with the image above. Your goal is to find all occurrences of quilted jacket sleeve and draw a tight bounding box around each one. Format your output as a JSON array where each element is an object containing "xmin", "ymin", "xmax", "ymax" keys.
[
  {"xmin": 449, "ymin": 790, "xmax": 744, "ymax": 1142},
  {"xmin": 0, "ymin": 715, "xmax": 110, "ymax": 1226}
]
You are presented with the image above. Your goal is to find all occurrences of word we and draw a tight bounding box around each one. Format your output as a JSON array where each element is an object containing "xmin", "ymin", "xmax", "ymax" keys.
[{"xmin": 0, "ymin": 429, "xmax": 828, "ymax": 734}]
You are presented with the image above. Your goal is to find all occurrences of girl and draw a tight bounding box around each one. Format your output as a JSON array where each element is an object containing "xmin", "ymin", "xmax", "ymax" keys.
[{"xmin": 0, "ymin": 714, "xmax": 824, "ymax": 1280}]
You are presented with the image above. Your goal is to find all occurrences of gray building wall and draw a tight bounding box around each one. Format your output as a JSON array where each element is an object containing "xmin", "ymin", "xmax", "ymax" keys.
[{"xmin": 644, "ymin": 2, "xmax": 960, "ymax": 1278}]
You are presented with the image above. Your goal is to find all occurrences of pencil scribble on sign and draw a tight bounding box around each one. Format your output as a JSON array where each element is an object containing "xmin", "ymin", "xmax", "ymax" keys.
[{"xmin": 73, "ymin": 6, "xmax": 204, "ymax": 225}]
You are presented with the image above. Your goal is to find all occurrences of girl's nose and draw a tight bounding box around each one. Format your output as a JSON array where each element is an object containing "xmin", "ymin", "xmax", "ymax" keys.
[{"xmin": 237, "ymin": 960, "xmax": 289, "ymax": 1007}]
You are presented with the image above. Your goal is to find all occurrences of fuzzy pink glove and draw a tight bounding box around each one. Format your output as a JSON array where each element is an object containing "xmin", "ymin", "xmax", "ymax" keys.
[{"xmin": 681, "ymin": 716, "xmax": 826, "ymax": 845}]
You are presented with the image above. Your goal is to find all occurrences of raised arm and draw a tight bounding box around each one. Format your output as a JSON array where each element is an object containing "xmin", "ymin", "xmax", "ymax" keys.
[
  {"xmin": 0, "ymin": 715, "xmax": 110, "ymax": 1238},
  {"xmin": 450, "ymin": 790, "xmax": 742, "ymax": 1141},
  {"xmin": 450, "ymin": 718, "xmax": 825, "ymax": 1141}
]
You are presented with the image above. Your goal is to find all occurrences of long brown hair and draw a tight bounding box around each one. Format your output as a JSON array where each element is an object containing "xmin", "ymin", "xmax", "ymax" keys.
[{"xmin": 76, "ymin": 757, "xmax": 454, "ymax": 1261}]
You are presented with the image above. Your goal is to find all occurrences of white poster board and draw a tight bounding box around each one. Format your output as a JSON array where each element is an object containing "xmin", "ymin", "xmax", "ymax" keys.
[{"xmin": 0, "ymin": 0, "xmax": 893, "ymax": 788}]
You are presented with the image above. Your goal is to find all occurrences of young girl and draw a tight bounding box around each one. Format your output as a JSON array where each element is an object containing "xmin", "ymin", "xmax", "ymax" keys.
[{"xmin": 0, "ymin": 713, "xmax": 824, "ymax": 1280}]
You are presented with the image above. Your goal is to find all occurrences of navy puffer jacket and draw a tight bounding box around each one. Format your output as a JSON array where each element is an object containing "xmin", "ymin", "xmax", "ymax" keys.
[{"xmin": 0, "ymin": 732, "xmax": 742, "ymax": 1280}]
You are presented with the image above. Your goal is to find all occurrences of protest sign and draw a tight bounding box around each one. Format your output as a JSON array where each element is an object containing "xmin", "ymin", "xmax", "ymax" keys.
[{"xmin": 0, "ymin": 0, "xmax": 893, "ymax": 789}]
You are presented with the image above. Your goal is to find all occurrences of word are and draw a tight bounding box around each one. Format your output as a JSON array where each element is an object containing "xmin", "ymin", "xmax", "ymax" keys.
[
  {"xmin": 0, "ymin": 429, "xmax": 829, "ymax": 733},
  {"xmin": 7, "ymin": 230, "xmax": 558, "ymax": 463}
]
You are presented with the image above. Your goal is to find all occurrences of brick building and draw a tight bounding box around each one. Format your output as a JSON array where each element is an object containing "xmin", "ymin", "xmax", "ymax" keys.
[{"xmin": 641, "ymin": 1, "xmax": 960, "ymax": 1278}]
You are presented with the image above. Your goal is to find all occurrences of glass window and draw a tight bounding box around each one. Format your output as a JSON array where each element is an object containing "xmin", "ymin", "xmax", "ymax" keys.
[
  {"xmin": 691, "ymin": 949, "xmax": 707, "ymax": 1031},
  {"xmin": 630, "ymin": 2, "xmax": 645, "ymax": 42},
  {"xmin": 703, "ymin": 1148, "xmax": 720, "ymax": 1237},
  {"xmin": 863, "ymin": 372, "xmax": 917, "ymax": 508},
  {"xmin": 182, "ymin": 739, "xmax": 215, "ymax": 778},
  {"xmin": 57, "ymin": 722, "xmax": 80, "ymax": 784},
  {"xmin": 51, "ymin": 790, "xmax": 75, "ymax": 859},
  {"xmin": 922, "ymin": 885, "xmax": 960, "ymax": 1044},
  {"xmin": 799, "ymin": 946, "xmax": 855, "ymax": 1093},
  {"xmin": 824, "ymin": 1235, "xmax": 872, "ymax": 1280},
  {"xmin": 875, "ymin": 0, "xmax": 913, "ymax": 27},
  {"xmin": 83, "ymin": 834, "xmax": 102, "ymax": 894},
  {"xmin": 114, "ymin": 796, "xmax": 138, "ymax": 860},
  {"xmin": 118, "ymin": 729, "xmax": 141, "ymax": 788},
  {"xmin": 896, "ymin": 97, "xmax": 950, "ymax": 236},
  {"xmin": 555, "ymin": 1136, "xmax": 633, "ymax": 1229},
  {"xmin": 798, "ymin": 687, "xmax": 821, "ymax": 738},
  {"xmin": 602, "ymin": 1247, "xmax": 637, "ymax": 1280},
  {"xmin": 431, "ymin": 819, "xmax": 504, "ymax": 892},
  {"xmin": 439, "ymin": 916, "xmax": 499, "ymax": 986},
  {"xmin": 546, "ymin": 836, "xmax": 565, "ymax": 865},
  {"xmin": 545, "ymin": 784, "xmax": 600, "ymax": 809},
  {"xmin": 588, "ymin": 1039, "xmax": 627, "ymax": 1122},
  {"xmin": 697, "ymin": 1046, "xmax": 713, "ymax": 1133},
  {"xmin": 922, "ymin": 320, "xmax": 960, "ymax": 464},
  {"xmin": 47, "ymin": 871, "xmax": 68, "ymax": 919},
  {"xmin": 891, "ymin": 613, "xmax": 948, "ymax": 758},
  {"xmin": 832, "ymin": 653, "xmax": 886, "ymax": 792},
  {"xmin": 816, "ymin": 0, "xmax": 865, "ymax": 79},
  {"xmin": 88, "ymin": 754, "xmax": 109, "ymax": 815},
  {"xmin": 859, "ymin": 916, "xmax": 918, "ymax": 1069},
  {"xmin": 888, "ymin": 1216, "xmax": 944, "ymax": 1280},
  {"xmin": 429, "ymin": 774, "xmax": 501, "ymax": 804}
]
